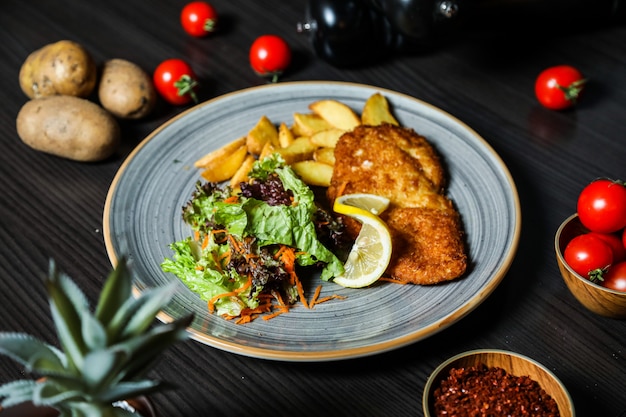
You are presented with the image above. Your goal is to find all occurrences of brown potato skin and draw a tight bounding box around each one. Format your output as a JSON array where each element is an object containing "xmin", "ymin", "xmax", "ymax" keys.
[
  {"xmin": 16, "ymin": 96, "xmax": 120, "ymax": 162},
  {"xmin": 19, "ymin": 40, "xmax": 97, "ymax": 99},
  {"xmin": 98, "ymin": 59, "xmax": 156, "ymax": 119}
]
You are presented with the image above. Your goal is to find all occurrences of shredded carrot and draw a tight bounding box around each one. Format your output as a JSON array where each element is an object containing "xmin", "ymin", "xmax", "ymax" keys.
[
  {"xmin": 227, "ymin": 234, "xmax": 243, "ymax": 254},
  {"xmin": 310, "ymin": 284, "xmax": 323, "ymax": 307},
  {"xmin": 294, "ymin": 275, "xmax": 309, "ymax": 309},
  {"xmin": 223, "ymin": 195, "xmax": 239, "ymax": 204},
  {"xmin": 193, "ymin": 230, "xmax": 201, "ymax": 241},
  {"xmin": 210, "ymin": 252, "xmax": 223, "ymax": 274},
  {"xmin": 210, "ymin": 229, "xmax": 228, "ymax": 244},
  {"xmin": 201, "ymin": 234, "xmax": 210, "ymax": 249},
  {"xmin": 274, "ymin": 245, "xmax": 298, "ymax": 285},
  {"xmin": 314, "ymin": 294, "xmax": 347, "ymax": 305},
  {"xmin": 201, "ymin": 225, "xmax": 350, "ymax": 323},
  {"xmin": 235, "ymin": 300, "xmax": 273, "ymax": 324},
  {"xmin": 262, "ymin": 310, "xmax": 286, "ymax": 321},
  {"xmin": 207, "ymin": 277, "xmax": 252, "ymax": 313}
]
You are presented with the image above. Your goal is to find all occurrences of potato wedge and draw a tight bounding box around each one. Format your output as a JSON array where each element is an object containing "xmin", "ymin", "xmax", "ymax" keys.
[
  {"xmin": 292, "ymin": 112, "xmax": 332, "ymax": 136},
  {"xmin": 275, "ymin": 136, "xmax": 318, "ymax": 164},
  {"xmin": 278, "ymin": 122, "xmax": 295, "ymax": 148},
  {"xmin": 259, "ymin": 140, "xmax": 277, "ymax": 161},
  {"xmin": 309, "ymin": 128, "xmax": 345, "ymax": 148},
  {"xmin": 309, "ymin": 100, "xmax": 361, "ymax": 130},
  {"xmin": 194, "ymin": 137, "xmax": 246, "ymax": 168},
  {"xmin": 230, "ymin": 154, "xmax": 256, "ymax": 190},
  {"xmin": 200, "ymin": 145, "xmax": 248, "ymax": 182},
  {"xmin": 361, "ymin": 93, "xmax": 399, "ymax": 126},
  {"xmin": 291, "ymin": 160, "xmax": 334, "ymax": 187},
  {"xmin": 247, "ymin": 115, "xmax": 279, "ymax": 155},
  {"xmin": 313, "ymin": 147, "xmax": 336, "ymax": 166}
]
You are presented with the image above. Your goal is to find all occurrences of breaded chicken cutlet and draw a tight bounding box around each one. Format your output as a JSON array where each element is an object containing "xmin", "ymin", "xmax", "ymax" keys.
[{"xmin": 327, "ymin": 124, "xmax": 467, "ymax": 285}]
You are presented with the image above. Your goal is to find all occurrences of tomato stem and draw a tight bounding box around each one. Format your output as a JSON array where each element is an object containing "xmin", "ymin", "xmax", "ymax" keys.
[
  {"xmin": 588, "ymin": 267, "xmax": 607, "ymax": 284},
  {"xmin": 175, "ymin": 74, "xmax": 199, "ymax": 103},
  {"xmin": 558, "ymin": 79, "xmax": 587, "ymax": 104}
]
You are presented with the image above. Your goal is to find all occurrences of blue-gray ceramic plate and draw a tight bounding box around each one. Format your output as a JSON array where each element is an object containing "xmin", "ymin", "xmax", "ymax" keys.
[{"xmin": 103, "ymin": 81, "xmax": 521, "ymax": 361}]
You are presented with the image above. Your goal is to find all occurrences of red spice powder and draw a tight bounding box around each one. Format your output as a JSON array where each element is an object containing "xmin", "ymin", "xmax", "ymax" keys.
[{"xmin": 432, "ymin": 363, "xmax": 560, "ymax": 416}]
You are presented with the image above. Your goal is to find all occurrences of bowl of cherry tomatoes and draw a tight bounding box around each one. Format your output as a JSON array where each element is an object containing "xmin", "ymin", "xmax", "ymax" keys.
[{"xmin": 555, "ymin": 179, "xmax": 626, "ymax": 319}]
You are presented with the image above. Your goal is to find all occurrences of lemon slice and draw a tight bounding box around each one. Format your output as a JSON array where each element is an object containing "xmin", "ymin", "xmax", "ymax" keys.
[
  {"xmin": 332, "ymin": 194, "xmax": 393, "ymax": 288},
  {"xmin": 334, "ymin": 193, "xmax": 391, "ymax": 216}
]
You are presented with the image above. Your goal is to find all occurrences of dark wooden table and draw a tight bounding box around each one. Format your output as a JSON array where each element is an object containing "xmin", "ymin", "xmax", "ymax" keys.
[{"xmin": 1, "ymin": 1, "xmax": 625, "ymax": 416}]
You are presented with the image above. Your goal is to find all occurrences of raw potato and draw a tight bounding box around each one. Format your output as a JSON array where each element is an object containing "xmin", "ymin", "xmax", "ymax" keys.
[
  {"xmin": 19, "ymin": 40, "xmax": 97, "ymax": 99},
  {"xmin": 98, "ymin": 59, "xmax": 156, "ymax": 119},
  {"xmin": 16, "ymin": 95, "xmax": 120, "ymax": 162}
]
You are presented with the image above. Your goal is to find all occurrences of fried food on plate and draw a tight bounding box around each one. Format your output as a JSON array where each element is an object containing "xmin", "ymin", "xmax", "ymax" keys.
[{"xmin": 327, "ymin": 124, "xmax": 467, "ymax": 285}]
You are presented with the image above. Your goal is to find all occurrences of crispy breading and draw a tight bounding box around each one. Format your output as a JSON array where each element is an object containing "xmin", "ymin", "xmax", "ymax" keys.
[
  {"xmin": 327, "ymin": 124, "xmax": 467, "ymax": 285},
  {"xmin": 383, "ymin": 207, "xmax": 467, "ymax": 285}
]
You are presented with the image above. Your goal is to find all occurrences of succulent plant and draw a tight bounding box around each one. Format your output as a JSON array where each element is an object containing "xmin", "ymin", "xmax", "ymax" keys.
[{"xmin": 0, "ymin": 258, "xmax": 193, "ymax": 417}]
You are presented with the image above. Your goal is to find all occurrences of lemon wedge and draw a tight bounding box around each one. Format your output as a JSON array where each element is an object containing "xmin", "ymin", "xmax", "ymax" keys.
[{"xmin": 332, "ymin": 194, "xmax": 393, "ymax": 288}]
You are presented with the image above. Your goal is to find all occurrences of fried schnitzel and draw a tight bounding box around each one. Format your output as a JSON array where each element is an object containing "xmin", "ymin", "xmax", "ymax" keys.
[{"xmin": 327, "ymin": 124, "xmax": 467, "ymax": 285}]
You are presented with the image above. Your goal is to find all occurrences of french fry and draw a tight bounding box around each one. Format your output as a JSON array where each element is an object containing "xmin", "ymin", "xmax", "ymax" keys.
[
  {"xmin": 278, "ymin": 122, "xmax": 295, "ymax": 148},
  {"xmin": 194, "ymin": 94, "xmax": 398, "ymax": 189},
  {"xmin": 292, "ymin": 112, "xmax": 332, "ymax": 136},
  {"xmin": 258, "ymin": 140, "xmax": 277, "ymax": 161},
  {"xmin": 194, "ymin": 136, "xmax": 246, "ymax": 168},
  {"xmin": 246, "ymin": 115, "xmax": 279, "ymax": 155},
  {"xmin": 309, "ymin": 128, "xmax": 345, "ymax": 148},
  {"xmin": 313, "ymin": 147, "xmax": 336, "ymax": 166},
  {"xmin": 200, "ymin": 145, "xmax": 248, "ymax": 183},
  {"xmin": 230, "ymin": 154, "xmax": 256, "ymax": 190},
  {"xmin": 275, "ymin": 136, "xmax": 318, "ymax": 164},
  {"xmin": 309, "ymin": 99, "xmax": 361, "ymax": 131},
  {"xmin": 291, "ymin": 160, "xmax": 334, "ymax": 187},
  {"xmin": 361, "ymin": 92, "xmax": 399, "ymax": 126}
]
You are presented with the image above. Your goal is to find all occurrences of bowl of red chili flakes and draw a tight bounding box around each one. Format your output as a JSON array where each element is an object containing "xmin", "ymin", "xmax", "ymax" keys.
[{"xmin": 423, "ymin": 349, "xmax": 574, "ymax": 417}]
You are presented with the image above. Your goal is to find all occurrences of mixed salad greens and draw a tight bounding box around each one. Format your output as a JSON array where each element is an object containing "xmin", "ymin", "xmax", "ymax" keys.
[{"xmin": 161, "ymin": 155, "xmax": 347, "ymax": 321}]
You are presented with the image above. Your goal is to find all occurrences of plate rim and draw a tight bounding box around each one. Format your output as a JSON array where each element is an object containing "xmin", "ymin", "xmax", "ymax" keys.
[{"xmin": 103, "ymin": 80, "xmax": 522, "ymax": 362}]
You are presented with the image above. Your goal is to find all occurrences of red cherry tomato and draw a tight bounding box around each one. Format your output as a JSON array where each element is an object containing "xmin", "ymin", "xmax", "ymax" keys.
[
  {"xmin": 563, "ymin": 234, "xmax": 613, "ymax": 281},
  {"xmin": 181, "ymin": 1, "xmax": 217, "ymax": 37},
  {"xmin": 577, "ymin": 179, "xmax": 626, "ymax": 233},
  {"xmin": 602, "ymin": 261, "xmax": 626, "ymax": 292},
  {"xmin": 153, "ymin": 59, "xmax": 199, "ymax": 106},
  {"xmin": 249, "ymin": 35, "xmax": 291, "ymax": 82},
  {"xmin": 535, "ymin": 65, "xmax": 586, "ymax": 110},
  {"xmin": 588, "ymin": 232, "xmax": 626, "ymax": 263}
]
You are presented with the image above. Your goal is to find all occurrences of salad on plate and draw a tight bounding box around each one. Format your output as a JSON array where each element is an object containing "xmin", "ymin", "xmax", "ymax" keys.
[{"xmin": 161, "ymin": 155, "xmax": 349, "ymax": 323}]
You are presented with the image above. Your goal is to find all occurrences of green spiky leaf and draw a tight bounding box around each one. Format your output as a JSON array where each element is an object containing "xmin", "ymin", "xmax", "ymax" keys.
[
  {"xmin": 81, "ymin": 348, "xmax": 129, "ymax": 391},
  {"xmin": 95, "ymin": 258, "xmax": 132, "ymax": 327},
  {"xmin": 34, "ymin": 380, "xmax": 85, "ymax": 406},
  {"xmin": 0, "ymin": 259, "xmax": 192, "ymax": 415},
  {"xmin": 0, "ymin": 379, "xmax": 37, "ymax": 408},
  {"xmin": 46, "ymin": 261, "xmax": 89, "ymax": 371},
  {"xmin": 119, "ymin": 284, "xmax": 177, "ymax": 339},
  {"xmin": 118, "ymin": 314, "xmax": 192, "ymax": 380},
  {"xmin": 81, "ymin": 311, "xmax": 108, "ymax": 352},
  {"xmin": 0, "ymin": 333, "xmax": 66, "ymax": 374},
  {"xmin": 97, "ymin": 380, "xmax": 164, "ymax": 405}
]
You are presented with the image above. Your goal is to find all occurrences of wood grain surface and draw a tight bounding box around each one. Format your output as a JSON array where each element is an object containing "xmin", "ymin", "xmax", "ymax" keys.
[{"xmin": 0, "ymin": 1, "xmax": 625, "ymax": 416}]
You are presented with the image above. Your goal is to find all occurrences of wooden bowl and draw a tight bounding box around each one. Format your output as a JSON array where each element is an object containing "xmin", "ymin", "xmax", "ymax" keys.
[
  {"xmin": 423, "ymin": 349, "xmax": 575, "ymax": 417},
  {"xmin": 555, "ymin": 214, "xmax": 626, "ymax": 319}
]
